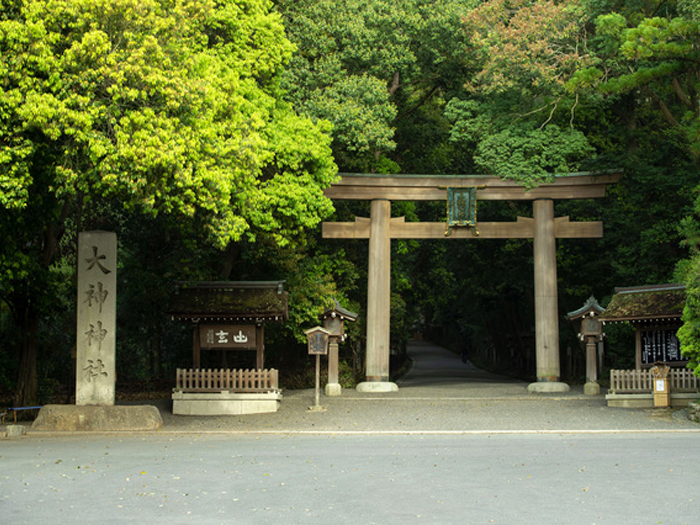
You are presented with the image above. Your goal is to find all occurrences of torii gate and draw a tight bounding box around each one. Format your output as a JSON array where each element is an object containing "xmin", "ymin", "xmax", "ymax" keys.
[{"xmin": 322, "ymin": 171, "xmax": 620, "ymax": 393}]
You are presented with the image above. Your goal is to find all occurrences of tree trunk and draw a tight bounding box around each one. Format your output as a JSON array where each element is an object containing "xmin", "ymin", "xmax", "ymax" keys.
[
  {"xmin": 13, "ymin": 305, "xmax": 39, "ymax": 407},
  {"xmin": 12, "ymin": 198, "xmax": 71, "ymax": 407}
]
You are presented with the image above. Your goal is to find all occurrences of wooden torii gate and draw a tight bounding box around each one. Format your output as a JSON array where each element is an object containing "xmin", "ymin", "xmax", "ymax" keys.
[{"xmin": 322, "ymin": 172, "xmax": 620, "ymax": 393}]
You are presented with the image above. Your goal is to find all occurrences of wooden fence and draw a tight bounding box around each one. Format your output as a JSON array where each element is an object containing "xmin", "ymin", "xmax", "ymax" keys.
[
  {"xmin": 175, "ymin": 368, "xmax": 279, "ymax": 393},
  {"xmin": 609, "ymin": 368, "xmax": 699, "ymax": 394}
]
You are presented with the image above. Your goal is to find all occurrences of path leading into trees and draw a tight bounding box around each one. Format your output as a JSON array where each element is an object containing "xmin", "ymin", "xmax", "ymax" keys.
[{"xmin": 396, "ymin": 340, "xmax": 528, "ymax": 395}]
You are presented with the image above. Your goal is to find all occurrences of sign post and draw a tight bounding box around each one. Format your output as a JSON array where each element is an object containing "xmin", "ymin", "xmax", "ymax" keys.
[
  {"xmin": 321, "ymin": 300, "xmax": 358, "ymax": 396},
  {"xmin": 306, "ymin": 327, "xmax": 330, "ymax": 412}
]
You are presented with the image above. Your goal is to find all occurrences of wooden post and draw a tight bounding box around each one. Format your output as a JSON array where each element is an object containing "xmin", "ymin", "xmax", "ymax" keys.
[
  {"xmin": 529, "ymin": 199, "xmax": 569, "ymax": 392},
  {"xmin": 193, "ymin": 324, "xmax": 201, "ymax": 369},
  {"xmin": 366, "ymin": 199, "xmax": 391, "ymax": 381},
  {"xmin": 358, "ymin": 199, "xmax": 397, "ymax": 392},
  {"xmin": 256, "ymin": 324, "xmax": 264, "ymax": 369}
]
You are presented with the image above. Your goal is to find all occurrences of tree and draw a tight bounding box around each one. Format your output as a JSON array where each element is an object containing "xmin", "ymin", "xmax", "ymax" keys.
[
  {"xmin": 276, "ymin": 0, "xmax": 477, "ymax": 173},
  {"xmin": 447, "ymin": 0, "xmax": 598, "ymax": 186},
  {"xmin": 0, "ymin": 0, "xmax": 337, "ymax": 405},
  {"xmin": 578, "ymin": 0, "xmax": 700, "ymax": 375}
]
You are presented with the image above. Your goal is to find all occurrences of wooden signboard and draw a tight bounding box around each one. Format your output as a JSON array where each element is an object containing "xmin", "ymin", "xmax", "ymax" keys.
[
  {"xmin": 307, "ymin": 330, "xmax": 329, "ymax": 355},
  {"xmin": 199, "ymin": 324, "xmax": 256, "ymax": 350},
  {"xmin": 640, "ymin": 328, "xmax": 684, "ymax": 365}
]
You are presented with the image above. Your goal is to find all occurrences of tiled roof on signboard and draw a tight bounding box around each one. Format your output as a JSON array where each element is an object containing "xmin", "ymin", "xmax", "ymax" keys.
[
  {"xmin": 599, "ymin": 284, "xmax": 685, "ymax": 323},
  {"xmin": 168, "ymin": 281, "xmax": 288, "ymax": 322}
]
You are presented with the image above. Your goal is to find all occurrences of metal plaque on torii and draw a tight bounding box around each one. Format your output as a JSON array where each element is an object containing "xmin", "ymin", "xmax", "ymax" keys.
[{"xmin": 446, "ymin": 187, "xmax": 478, "ymax": 236}]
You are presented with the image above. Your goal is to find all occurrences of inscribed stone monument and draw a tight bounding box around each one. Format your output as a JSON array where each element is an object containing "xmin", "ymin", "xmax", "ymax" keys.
[{"xmin": 76, "ymin": 231, "xmax": 117, "ymax": 406}]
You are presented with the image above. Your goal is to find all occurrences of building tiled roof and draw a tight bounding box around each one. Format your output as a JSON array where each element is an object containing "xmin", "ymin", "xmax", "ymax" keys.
[
  {"xmin": 599, "ymin": 284, "xmax": 685, "ymax": 324},
  {"xmin": 168, "ymin": 281, "xmax": 288, "ymax": 322}
]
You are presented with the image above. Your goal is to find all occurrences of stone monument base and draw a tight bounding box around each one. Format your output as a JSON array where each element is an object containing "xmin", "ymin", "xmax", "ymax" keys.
[
  {"xmin": 356, "ymin": 381, "xmax": 399, "ymax": 393},
  {"xmin": 527, "ymin": 381, "xmax": 570, "ymax": 394},
  {"xmin": 172, "ymin": 391, "xmax": 281, "ymax": 416},
  {"xmin": 31, "ymin": 404, "xmax": 163, "ymax": 432}
]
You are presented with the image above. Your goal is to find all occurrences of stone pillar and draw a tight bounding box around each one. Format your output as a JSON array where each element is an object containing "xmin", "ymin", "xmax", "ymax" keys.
[
  {"xmin": 76, "ymin": 231, "xmax": 117, "ymax": 406},
  {"xmin": 357, "ymin": 199, "xmax": 398, "ymax": 393},
  {"xmin": 528, "ymin": 200, "xmax": 569, "ymax": 393},
  {"xmin": 584, "ymin": 336, "xmax": 600, "ymax": 395},
  {"xmin": 325, "ymin": 340, "xmax": 341, "ymax": 396}
]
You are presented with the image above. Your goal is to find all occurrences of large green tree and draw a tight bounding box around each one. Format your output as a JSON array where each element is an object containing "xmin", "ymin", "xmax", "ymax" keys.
[
  {"xmin": 276, "ymin": 0, "xmax": 476, "ymax": 173},
  {"xmin": 0, "ymin": 0, "xmax": 337, "ymax": 405},
  {"xmin": 446, "ymin": 0, "xmax": 700, "ymax": 376}
]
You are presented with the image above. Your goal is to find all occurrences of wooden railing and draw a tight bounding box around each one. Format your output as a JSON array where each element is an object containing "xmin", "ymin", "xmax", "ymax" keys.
[
  {"xmin": 175, "ymin": 368, "xmax": 279, "ymax": 393},
  {"xmin": 609, "ymin": 368, "xmax": 699, "ymax": 394}
]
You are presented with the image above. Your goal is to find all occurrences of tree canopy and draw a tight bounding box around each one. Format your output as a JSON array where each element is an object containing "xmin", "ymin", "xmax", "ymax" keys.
[
  {"xmin": 0, "ymin": 0, "xmax": 337, "ymax": 404},
  {"xmin": 0, "ymin": 0, "xmax": 336, "ymax": 248}
]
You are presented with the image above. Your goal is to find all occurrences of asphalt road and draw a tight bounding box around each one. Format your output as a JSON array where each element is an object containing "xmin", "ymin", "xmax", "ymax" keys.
[{"xmin": 2, "ymin": 433, "xmax": 699, "ymax": 524}]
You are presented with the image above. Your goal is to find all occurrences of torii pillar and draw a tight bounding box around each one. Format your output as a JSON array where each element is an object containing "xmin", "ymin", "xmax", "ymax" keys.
[
  {"xmin": 530, "ymin": 199, "xmax": 567, "ymax": 392},
  {"xmin": 322, "ymin": 172, "xmax": 620, "ymax": 394},
  {"xmin": 363, "ymin": 200, "xmax": 396, "ymax": 392}
]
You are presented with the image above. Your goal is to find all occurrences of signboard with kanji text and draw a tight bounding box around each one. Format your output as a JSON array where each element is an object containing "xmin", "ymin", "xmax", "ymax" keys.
[{"xmin": 199, "ymin": 324, "xmax": 256, "ymax": 349}]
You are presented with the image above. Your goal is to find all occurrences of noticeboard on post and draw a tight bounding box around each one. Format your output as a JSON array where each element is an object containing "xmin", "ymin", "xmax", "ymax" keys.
[{"xmin": 306, "ymin": 329, "xmax": 329, "ymax": 355}]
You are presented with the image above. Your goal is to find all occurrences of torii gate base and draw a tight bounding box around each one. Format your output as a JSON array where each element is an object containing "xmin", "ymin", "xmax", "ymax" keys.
[{"xmin": 323, "ymin": 172, "xmax": 619, "ymax": 394}]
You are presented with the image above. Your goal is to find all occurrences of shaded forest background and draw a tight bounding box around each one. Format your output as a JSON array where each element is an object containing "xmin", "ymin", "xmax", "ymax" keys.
[{"xmin": 2, "ymin": 0, "xmax": 700, "ymax": 405}]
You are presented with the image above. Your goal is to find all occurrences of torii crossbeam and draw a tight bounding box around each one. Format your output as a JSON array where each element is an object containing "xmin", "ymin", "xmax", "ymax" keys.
[{"xmin": 322, "ymin": 172, "xmax": 620, "ymax": 393}]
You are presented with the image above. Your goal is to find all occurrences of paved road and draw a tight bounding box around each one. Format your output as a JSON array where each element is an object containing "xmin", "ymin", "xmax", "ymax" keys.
[{"xmin": 2, "ymin": 433, "xmax": 699, "ymax": 524}]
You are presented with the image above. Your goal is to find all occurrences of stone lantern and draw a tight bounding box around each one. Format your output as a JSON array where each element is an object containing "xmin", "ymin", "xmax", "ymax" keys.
[
  {"xmin": 320, "ymin": 300, "xmax": 358, "ymax": 396},
  {"xmin": 567, "ymin": 296, "xmax": 605, "ymax": 395}
]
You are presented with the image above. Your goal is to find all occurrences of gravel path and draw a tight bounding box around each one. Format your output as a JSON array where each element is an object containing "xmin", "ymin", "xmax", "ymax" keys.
[{"xmin": 134, "ymin": 341, "xmax": 700, "ymax": 434}]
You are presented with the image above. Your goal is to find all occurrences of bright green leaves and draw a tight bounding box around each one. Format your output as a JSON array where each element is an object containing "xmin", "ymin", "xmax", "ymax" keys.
[
  {"xmin": 0, "ymin": 138, "xmax": 32, "ymax": 208},
  {"xmin": 620, "ymin": 16, "xmax": 697, "ymax": 61},
  {"xmin": 677, "ymin": 254, "xmax": 700, "ymax": 376},
  {"xmin": 0, "ymin": 0, "xmax": 336, "ymax": 249},
  {"xmin": 241, "ymin": 106, "xmax": 337, "ymax": 247}
]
